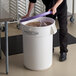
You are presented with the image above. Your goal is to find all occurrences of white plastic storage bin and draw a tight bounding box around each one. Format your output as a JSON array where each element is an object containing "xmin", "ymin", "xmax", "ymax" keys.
[{"xmin": 21, "ymin": 17, "xmax": 57, "ymax": 70}]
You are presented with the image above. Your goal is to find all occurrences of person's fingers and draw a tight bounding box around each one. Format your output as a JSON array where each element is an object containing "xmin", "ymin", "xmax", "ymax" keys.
[
  {"xmin": 52, "ymin": 10, "xmax": 56, "ymax": 15},
  {"xmin": 52, "ymin": 9, "xmax": 57, "ymax": 15},
  {"xmin": 21, "ymin": 16, "xmax": 26, "ymax": 19},
  {"xmin": 22, "ymin": 15, "xmax": 29, "ymax": 19},
  {"xmin": 48, "ymin": 9, "xmax": 53, "ymax": 14},
  {"xmin": 48, "ymin": 9, "xmax": 51, "ymax": 11}
]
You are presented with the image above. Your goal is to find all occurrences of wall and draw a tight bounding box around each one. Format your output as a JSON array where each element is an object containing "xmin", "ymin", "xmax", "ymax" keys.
[{"xmin": 67, "ymin": 0, "xmax": 76, "ymax": 13}]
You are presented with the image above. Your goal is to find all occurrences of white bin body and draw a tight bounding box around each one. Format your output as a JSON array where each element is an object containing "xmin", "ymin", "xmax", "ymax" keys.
[{"xmin": 21, "ymin": 17, "xmax": 57, "ymax": 70}]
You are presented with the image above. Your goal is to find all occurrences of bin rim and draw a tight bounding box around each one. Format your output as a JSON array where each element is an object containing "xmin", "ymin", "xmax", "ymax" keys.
[{"xmin": 20, "ymin": 17, "xmax": 55, "ymax": 28}]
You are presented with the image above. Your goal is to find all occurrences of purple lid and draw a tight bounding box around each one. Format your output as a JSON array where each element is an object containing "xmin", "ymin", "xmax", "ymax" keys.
[{"xmin": 20, "ymin": 11, "xmax": 52, "ymax": 22}]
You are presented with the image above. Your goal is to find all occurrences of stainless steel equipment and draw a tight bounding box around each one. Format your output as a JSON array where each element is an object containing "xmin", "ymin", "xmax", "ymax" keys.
[{"xmin": 0, "ymin": 0, "xmax": 13, "ymax": 74}]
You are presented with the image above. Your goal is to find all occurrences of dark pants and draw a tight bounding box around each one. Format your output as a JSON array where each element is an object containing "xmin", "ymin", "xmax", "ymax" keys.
[{"xmin": 46, "ymin": 4, "xmax": 68, "ymax": 54}]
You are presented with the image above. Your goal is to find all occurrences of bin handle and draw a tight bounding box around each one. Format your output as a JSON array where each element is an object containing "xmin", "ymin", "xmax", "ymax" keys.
[{"xmin": 50, "ymin": 25, "xmax": 57, "ymax": 34}]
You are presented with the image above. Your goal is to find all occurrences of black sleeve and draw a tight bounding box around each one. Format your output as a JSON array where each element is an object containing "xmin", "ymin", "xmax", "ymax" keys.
[{"xmin": 29, "ymin": 0, "xmax": 36, "ymax": 3}]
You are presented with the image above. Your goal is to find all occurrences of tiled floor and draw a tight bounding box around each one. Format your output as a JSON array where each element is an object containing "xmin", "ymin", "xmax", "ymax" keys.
[{"xmin": 0, "ymin": 15, "xmax": 76, "ymax": 76}]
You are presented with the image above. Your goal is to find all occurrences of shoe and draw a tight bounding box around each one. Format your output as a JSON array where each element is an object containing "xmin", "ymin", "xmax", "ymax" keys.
[{"xmin": 59, "ymin": 52, "xmax": 67, "ymax": 62}]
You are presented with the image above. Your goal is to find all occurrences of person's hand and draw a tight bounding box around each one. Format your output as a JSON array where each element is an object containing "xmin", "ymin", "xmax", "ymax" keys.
[
  {"xmin": 48, "ymin": 6, "xmax": 57, "ymax": 15},
  {"xmin": 22, "ymin": 14, "xmax": 29, "ymax": 19}
]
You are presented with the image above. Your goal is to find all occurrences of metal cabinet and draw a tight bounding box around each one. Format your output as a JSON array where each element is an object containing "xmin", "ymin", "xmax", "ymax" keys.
[
  {"xmin": 9, "ymin": 0, "xmax": 29, "ymax": 20},
  {"xmin": 34, "ymin": 0, "xmax": 45, "ymax": 15}
]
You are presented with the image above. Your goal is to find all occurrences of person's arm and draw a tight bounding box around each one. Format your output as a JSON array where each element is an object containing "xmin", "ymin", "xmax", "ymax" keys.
[
  {"xmin": 26, "ymin": 2, "xmax": 35, "ymax": 17},
  {"xmin": 22, "ymin": 1, "xmax": 35, "ymax": 18},
  {"xmin": 49, "ymin": 0, "xmax": 63, "ymax": 15}
]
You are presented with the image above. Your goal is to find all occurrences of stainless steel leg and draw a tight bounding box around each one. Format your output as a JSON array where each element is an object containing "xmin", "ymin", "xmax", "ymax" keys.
[
  {"xmin": 70, "ymin": 0, "xmax": 75, "ymax": 22},
  {"xmin": 0, "ymin": 23, "xmax": 1, "ymax": 59},
  {"xmin": 5, "ymin": 22, "xmax": 9, "ymax": 74},
  {"xmin": 72, "ymin": 0, "xmax": 74, "ymax": 16}
]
